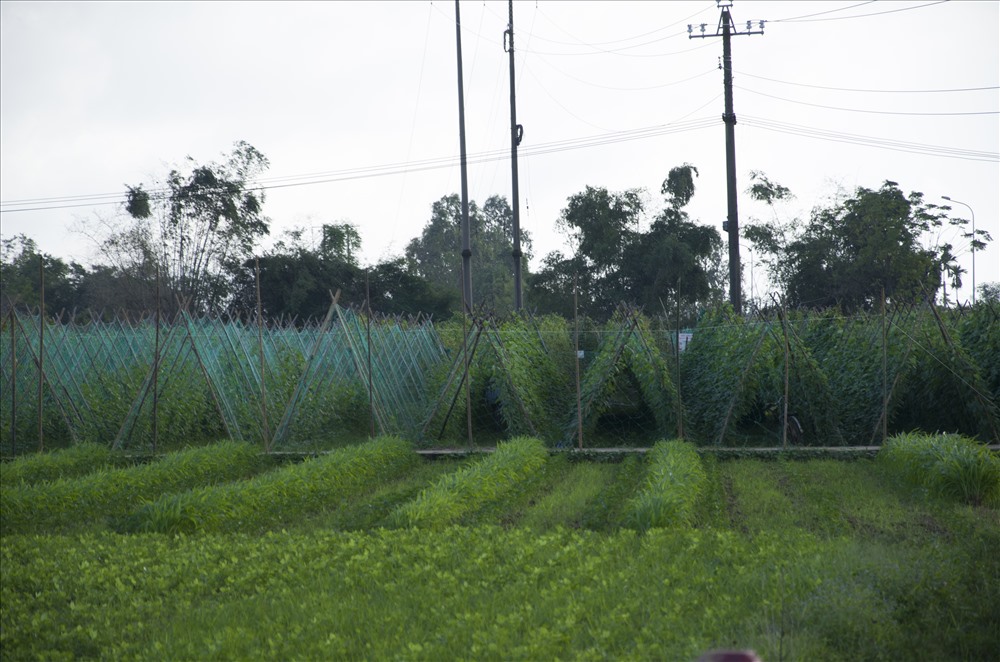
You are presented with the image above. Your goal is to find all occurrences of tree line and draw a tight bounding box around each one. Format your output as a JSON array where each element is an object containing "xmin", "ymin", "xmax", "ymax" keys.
[{"xmin": 1, "ymin": 142, "xmax": 992, "ymax": 323}]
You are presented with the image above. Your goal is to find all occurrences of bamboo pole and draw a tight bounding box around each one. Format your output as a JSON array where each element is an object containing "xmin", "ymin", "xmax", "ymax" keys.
[
  {"xmin": 37, "ymin": 256, "xmax": 44, "ymax": 452},
  {"xmin": 675, "ymin": 290, "xmax": 684, "ymax": 439},
  {"xmin": 574, "ymin": 275, "xmax": 583, "ymax": 450},
  {"xmin": 152, "ymin": 271, "xmax": 161, "ymax": 453},
  {"xmin": 782, "ymin": 304, "xmax": 789, "ymax": 450},
  {"xmin": 256, "ymin": 259, "xmax": 270, "ymax": 449},
  {"xmin": 463, "ymin": 308, "xmax": 472, "ymax": 448},
  {"xmin": 9, "ymin": 308, "xmax": 16, "ymax": 456},
  {"xmin": 881, "ymin": 287, "xmax": 887, "ymax": 444},
  {"xmin": 366, "ymin": 269, "xmax": 375, "ymax": 439}
]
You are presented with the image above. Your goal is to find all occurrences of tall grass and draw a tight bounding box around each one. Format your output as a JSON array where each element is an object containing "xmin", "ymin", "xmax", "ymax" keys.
[{"xmin": 879, "ymin": 432, "xmax": 1000, "ymax": 506}]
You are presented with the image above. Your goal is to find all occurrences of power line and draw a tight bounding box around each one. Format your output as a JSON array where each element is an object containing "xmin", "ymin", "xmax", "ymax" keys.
[
  {"xmin": 741, "ymin": 115, "xmax": 999, "ymax": 162},
  {"xmin": 772, "ymin": 0, "xmax": 947, "ymax": 23},
  {"xmin": 736, "ymin": 85, "xmax": 1000, "ymax": 116},
  {"xmin": 525, "ymin": 2, "xmax": 714, "ymax": 48},
  {"xmin": 0, "ymin": 117, "xmax": 721, "ymax": 214},
  {"xmin": 769, "ymin": 1, "xmax": 876, "ymax": 23},
  {"xmin": 735, "ymin": 70, "xmax": 998, "ymax": 94}
]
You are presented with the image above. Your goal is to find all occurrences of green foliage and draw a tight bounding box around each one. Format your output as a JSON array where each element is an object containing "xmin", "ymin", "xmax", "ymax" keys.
[
  {"xmin": 625, "ymin": 440, "xmax": 706, "ymax": 530},
  {"xmin": 0, "ymin": 443, "xmax": 115, "ymax": 486},
  {"xmin": 879, "ymin": 432, "xmax": 1000, "ymax": 506},
  {"xmin": 569, "ymin": 308, "xmax": 679, "ymax": 445},
  {"xmin": 123, "ymin": 436, "xmax": 416, "ymax": 534},
  {"xmin": 0, "ymin": 441, "xmax": 266, "ymax": 534},
  {"xmin": 389, "ymin": 436, "xmax": 548, "ymax": 529}
]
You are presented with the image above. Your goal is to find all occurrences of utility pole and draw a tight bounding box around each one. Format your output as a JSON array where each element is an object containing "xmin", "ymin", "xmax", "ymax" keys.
[
  {"xmin": 690, "ymin": 1, "xmax": 763, "ymax": 315},
  {"xmin": 505, "ymin": 0, "xmax": 524, "ymax": 311},
  {"xmin": 455, "ymin": 0, "xmax": 473, "ymax": 313}
]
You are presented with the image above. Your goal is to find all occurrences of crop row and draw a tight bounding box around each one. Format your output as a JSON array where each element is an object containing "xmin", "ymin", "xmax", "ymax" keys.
[
  {"xmin": 0, "ymin": 442, "xmax": 118, "ymax": 486},
  {"xmin": 0, "ymin": 441, "xmax": 268, "ymax": 535},
  {"xmin": 2, "ymin": 433, "xmax": 993, "ymax": 537},
  {"xmin": 121, "ymin": 437, "xmax": 418, "ymax": 534},
  {"xmin": 388, "ymin": 436, "xmax": 550, "ymax": 529}
]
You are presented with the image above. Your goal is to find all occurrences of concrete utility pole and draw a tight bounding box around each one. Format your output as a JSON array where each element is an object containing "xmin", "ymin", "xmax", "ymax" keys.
[
  {"xmin": 689, "ymin": 1, "xmax": 764, "ymax": 315},
  {"xmin": 455, "ymin": 0, "xmax": 473, "ymax": 312},
  {"xmin": 505, "ymin": 0, "xmax": 524, "ymax": 311}
]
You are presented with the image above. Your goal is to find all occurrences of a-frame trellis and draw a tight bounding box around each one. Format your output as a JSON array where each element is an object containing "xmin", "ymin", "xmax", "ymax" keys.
[{"xmin": 561, "ymin": 305, "xmax": 680, "ymax": 447}]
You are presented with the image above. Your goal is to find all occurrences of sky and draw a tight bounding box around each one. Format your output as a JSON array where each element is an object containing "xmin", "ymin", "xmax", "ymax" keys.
[{"xmin": 2, "ymin": 0, "xmax": 998, "ymax": 305}]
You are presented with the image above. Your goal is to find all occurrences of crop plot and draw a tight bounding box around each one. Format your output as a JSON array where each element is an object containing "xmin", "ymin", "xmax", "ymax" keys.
[{"xmin": 3, "ymin": 433, "xmax": 996, "ymax": 660}]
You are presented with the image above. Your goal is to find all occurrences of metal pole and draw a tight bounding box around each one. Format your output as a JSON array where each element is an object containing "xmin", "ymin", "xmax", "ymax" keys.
[
  {"xmin": 506, "ymin": 0, "xmax": 524, "ymax": 311},
  {"xmin": 455, "ymin": 0, "xmax": 473, "ymax": 313},
  {"xmin": 721, "ymin": 6, "xmax": 742, "ymax": 315}
]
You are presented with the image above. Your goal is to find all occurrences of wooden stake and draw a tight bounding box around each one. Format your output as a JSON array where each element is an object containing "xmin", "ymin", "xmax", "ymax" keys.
[
  {"xmin": 37, "ymin": 256, "xmax": 44, "ymax": 452},
  {"xmin": 256, "ymin": 258, "xmax": 270, "ymax": 449},
  {"xmin": 574, "ymin": 275, "xmax": 583, "ymax": 450}
]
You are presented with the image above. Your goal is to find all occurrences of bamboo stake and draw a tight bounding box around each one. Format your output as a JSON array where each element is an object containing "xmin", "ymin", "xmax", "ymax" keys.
[
  {"xmin": 676, "ymin": 290, "xmax": 684, "ymax": 439},
  {"xmin": 574, "ymin": 275, "xmax": 583, "ymax": 450},
  {"xmin": 9, "ymin": 308, "xmax": 16, "ymax": 456},
  {"xmin": 463, "ymin": 308, "xmax": 472, "ymax": 448},
  {"xmin": 152, "ymin": 270, "xmax": 161, "ymax": 453},
  {"xmin": 366, "ymin": 269, "xmax": 375, "ymax": 439},
  {"xmin": 881, "ymin": 287, "xmax": 887, "ymax": 444},
  {"xmin": 256, "ymin": 259, "xmax": 271, "ymax": 449},
  {"xmin": 37, "ymin": 256, "xmax": 44, "ymax": 452},
  {"xmin": 782, "ymin": 303, "xmax": 789, "ymax": 450}
]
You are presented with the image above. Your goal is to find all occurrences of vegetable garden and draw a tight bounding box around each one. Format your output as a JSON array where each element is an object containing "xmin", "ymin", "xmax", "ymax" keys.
[
  {"xmin": 3, "ymin": 300, "xmax": 998, "ymax": 659},
  {"xmin": 1, "ymin": 434, "xmax": 997, "ymax": 659}
]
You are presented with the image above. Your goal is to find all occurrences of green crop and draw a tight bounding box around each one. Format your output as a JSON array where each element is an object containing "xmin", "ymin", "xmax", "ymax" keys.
[
  {"xmin": 0, "ymin": 441, "xmax": 266, "ymax": 534},
  {"xmin": 121, "ymin": 436, "xmax": 418, "ymax": 534},
  {"xmin": 0, "ymin": 443, "xmax": 116, "ymax": 486},
  {"xmin": 625, "ymin": 439, "xmax": 706, "ymax": 530},
  {"xmin": 389, "ymin": 436, "xmax": 548, "ymax": 529}
]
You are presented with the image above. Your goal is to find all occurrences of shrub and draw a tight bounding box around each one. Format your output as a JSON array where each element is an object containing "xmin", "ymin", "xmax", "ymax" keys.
[
  {"xmin": 0, "ymin": 441, "xmax": 266, "ymax": 534},
  {"xmin": 625, "ymin": 439, "xmax": 706, "ymax": 530},
  {"xmin": 879, "ymin": 432, "xmax": 1000, "ymax": 506},
  {"xmin": 390, "ymin": 436, "xmax": 548, "ymax": 529},
  {"xmin": 122, "ymin": 436, "xmax": 417, "ymax": 534}
]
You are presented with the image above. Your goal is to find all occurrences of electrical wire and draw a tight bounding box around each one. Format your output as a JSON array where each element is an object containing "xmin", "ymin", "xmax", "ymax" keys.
[
  {"xmin": 768, "ymin": 1, "xmax": 876, "ymax": 23},
  {"xmin": 741, "ymin": 115, "xmax": 999, "ymax": 162},
  {"xmin": 736, "ymin": 85, "xmax": 1000, "ymax": 116},
  {"xmin": 771, "ymin": 0, "xmax": 948, "ymax": 23},
  {"xmin": 735, "ymin": 70, "xmax": 999, "ymax": 94},
  {"xmin": 0, "ymin": 117, "xmax": 721, "ymax": 214}
]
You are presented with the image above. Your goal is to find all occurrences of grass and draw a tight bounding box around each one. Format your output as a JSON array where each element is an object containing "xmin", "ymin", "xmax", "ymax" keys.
[{"xmin": 879, "ymin": 432, "xmax": 1000, "ymax": 506}]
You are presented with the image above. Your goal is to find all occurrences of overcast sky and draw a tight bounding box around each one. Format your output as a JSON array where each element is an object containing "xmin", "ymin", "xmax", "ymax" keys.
[{"xmin": 2, "ymin": 0, "xmax": 997, "ymax": 304}]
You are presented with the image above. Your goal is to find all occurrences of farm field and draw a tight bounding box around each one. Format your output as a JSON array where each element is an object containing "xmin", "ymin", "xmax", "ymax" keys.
[{"xmin": 2, "ymin": 437, "xmax": 998, "ymax": 660}]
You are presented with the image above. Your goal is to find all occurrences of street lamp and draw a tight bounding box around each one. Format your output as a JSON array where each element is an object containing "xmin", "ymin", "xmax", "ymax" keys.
[{"xmin": 942, "ymin": 196, "xmax": 976, "ymax": 304}]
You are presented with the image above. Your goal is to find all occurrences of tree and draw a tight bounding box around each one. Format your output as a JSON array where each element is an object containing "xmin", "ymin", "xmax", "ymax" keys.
[
  {"xmin": 622, "ymin": 165, "xmax": 725, "ymax": 318},
  {"xmin": 0, "ymin": 235, "xmax": 82, "ymax": 317},
  {"xmin": 744, "ymin": 180, "xmax": 975, "ymax": 311},
  {"xmin": 529, "ymin": 168, "xmax": 724, "ymax": 320},
  {"xmin": 89, "ymin": 141, "xmax": 271, "ymax": 316},
  {"xmin": 228, "ymin": 228, "xmax": 455, "ymax": 323},
  {"xmin": 404, "ymin": 194, "xmax": 531, "ymax": 314}
]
